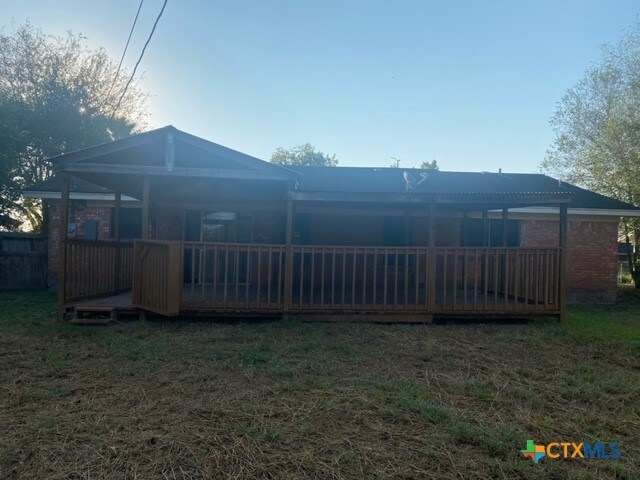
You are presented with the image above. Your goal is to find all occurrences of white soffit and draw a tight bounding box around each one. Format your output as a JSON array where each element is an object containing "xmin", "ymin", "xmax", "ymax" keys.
[
  {"xmin": 23, "ymin": 192, "xmax": 138, "ymax": 202},
  {"xmin": 498, "ymin": 207, "xmax": 640, "ymax": 217}
]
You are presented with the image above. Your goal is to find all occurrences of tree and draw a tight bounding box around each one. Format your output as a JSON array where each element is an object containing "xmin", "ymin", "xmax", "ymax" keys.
[
  {"xmin": 420, "ymin": 159, "xmax": 439, "ymax": 170},
  {"xmin": 0, "ymin": 23, "xmax": 148, "ymax": 231},
  {"xmin": 390, "ymin": 158, "xmax": 438, "ymax": 169},
  {"xmin": 270, "ymin": 143, "xmax": 338, "ymax": 167},
  {"xmin": 542, "ymin": 21, "xmax": 640, "ymax": 285}
]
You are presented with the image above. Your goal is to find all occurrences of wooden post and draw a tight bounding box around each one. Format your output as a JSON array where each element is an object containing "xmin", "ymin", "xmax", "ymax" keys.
[
  {"xmin": 460, "ymin": 210, "xmax": 468, "ymax": 286},
  {"xmin": 427, "ymin": 203, "xmax": 436, "ymax": 311},
  {"xmin": 501, "ymin": 208, "xmax": 508, "ymax": 247},
  {"xmin": 284, "ymin": 192, "xmax": 294, "ymax": 313},
  {"xmin": 58, "ymin": 174, "xmax": 70, "ymax": 321},
  {"xmin": 114, "ymin": 191, "xmax": 121, "ymax": 241},
  {"xmin": 559, "ymin": 204, "xmax": 568, "ymax": 321},
  {"xmin": 142, "ymin": 176, "xmax": 150, "ymax": 240},
  {"xmin": 501, "ymin": 208, "xmax": 508, "ymax": 295},
  {"xmin": 165, "ymin": 132, "xmax": 175, "ymax": 172},
  {"xmin": 404, "ymin": 211, "xmax": 410, "ymax": 246},
  {"xmin": 428, "ymin": 205, "xmax": 435, "ymax": 248},
  {"xmin": 481, "ymin": 209, "xmax": 490, "ymax": 294},
  {"xmin": 114, "ymin": 191, "xmax": 122, "ymax": 291},
  {"xmin": 461, "ymin": 211, "xmax": 468, "ymax": 246},
  {"xmin": 482, "ymin": 210, "xmax": 489, "ymax": 246}
]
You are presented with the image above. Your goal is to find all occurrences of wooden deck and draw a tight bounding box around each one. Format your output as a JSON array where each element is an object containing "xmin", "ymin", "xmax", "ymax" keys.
[
  {"xmin": 68, "ymin": 291, "xmax": 134, "ymax": 310},
  {"xmin": 63, "ymin": 240, "xmax": 562, "ymax": 321},
  {"xmin": 68, "ymin": 286, "xmax": 559, "ymax": 319}
]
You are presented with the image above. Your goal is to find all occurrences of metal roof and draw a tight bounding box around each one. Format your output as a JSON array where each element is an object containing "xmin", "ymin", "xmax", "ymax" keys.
[
  {"xmin": 21, "ymin": 126, "xmax": 640, "ymax": 213},
  {"xmin": 287, "ymin": 167, "xmax": 638, "ymax": 211}
]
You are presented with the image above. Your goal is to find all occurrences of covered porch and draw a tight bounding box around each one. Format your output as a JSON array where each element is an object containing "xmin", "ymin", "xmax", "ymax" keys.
[{"xmin": 54, "ymin": 127, "xmax": 569, "ymax": 322}]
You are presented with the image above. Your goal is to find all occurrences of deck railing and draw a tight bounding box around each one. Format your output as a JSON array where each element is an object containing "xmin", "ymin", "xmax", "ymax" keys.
[
  {"xmin": 65, "ymin": 240, "xmax": 561, "ymax": 315},
  {"xmin": 434, "ymin": 248, "xmax": 560, "ymax": 312},
  {"xmin": 65, "ymin": 239, "xmax": 133, "ymax": 302},
  {"xmin": 178, "ymin": 243, "xmax": 560, "ymax": 313},
  {"xmin": 291, "ymin": 246, "xmax": 430, "ymax": 311},
  {"xmin": 182, "ymin": 242, "xmax": 286, "ymax": 310}
]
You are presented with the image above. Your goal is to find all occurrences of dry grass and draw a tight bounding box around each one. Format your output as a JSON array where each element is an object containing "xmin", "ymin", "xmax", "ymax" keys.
[{"xmin": 1, "ymin": 292, "xmax": 639, "ymax": 479}]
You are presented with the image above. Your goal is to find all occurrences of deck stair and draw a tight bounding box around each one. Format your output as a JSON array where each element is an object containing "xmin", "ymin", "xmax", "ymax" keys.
[{"xmin": 70, "ymin": 305, "xmax": 117, "ymax": 325}]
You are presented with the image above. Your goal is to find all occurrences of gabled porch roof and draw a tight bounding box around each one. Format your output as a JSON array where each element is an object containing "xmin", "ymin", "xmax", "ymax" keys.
[{"xmin": 48, "ymin": 125, "xmax": 296, "ymax": 201}]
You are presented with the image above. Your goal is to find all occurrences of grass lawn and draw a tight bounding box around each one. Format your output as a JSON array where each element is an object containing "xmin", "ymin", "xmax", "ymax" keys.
[{"xmin": 1, "ymin": 292, "xmax": 639, "ymax": 479}]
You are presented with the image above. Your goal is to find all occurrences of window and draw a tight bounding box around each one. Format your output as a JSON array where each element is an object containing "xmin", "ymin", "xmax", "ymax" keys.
[
  {"xmin": 183, "ymin": 210, "xmax": 253, "ymax": 285},
  {"xmin": 383, "ymin": 216, "xmax": 406, "ymax": 266},
  {"xmin": 461, "ymin": 219, "xmax": 520, "ymax": 247},
  {"xmin": 110, "ymin": 208, "xmax": 142, "ymax": 239},
  {"xmin": 293, "ymin": 215, "xmax": 311, "ymax": 245},
  {"xmin": 184, "ymin": 210, "xmax": 253, "ymax": 243},
  {"xmin": 200, "ymin": 211, "xmax": 252, "ymax": 243},
  {"xmin": 383, "ymin": 217, "xmax": 406, "ymax": 246}
]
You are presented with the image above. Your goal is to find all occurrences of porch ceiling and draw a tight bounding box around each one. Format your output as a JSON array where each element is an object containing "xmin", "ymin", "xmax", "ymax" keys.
[{"xmin": 70, "ymin": 171, "xmax": 289, "ymax": 205}]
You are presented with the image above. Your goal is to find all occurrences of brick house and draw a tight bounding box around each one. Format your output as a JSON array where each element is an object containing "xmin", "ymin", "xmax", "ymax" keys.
[{"xmin": 23, "ymin": 126, "xmax": 640, "ymax": 321}]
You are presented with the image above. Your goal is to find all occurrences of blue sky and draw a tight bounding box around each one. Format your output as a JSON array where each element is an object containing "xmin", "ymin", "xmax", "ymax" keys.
[{"xmin": 3, "ymin": 1, "xmax": 639, "ymax": 172}]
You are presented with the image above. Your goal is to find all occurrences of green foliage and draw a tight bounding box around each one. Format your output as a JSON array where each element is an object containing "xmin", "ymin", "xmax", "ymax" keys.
[
  {"xmin": 420, "ymin": 159, "xmax": 439, "ymax": 170},
  {"xmin": 390, "ymin": 158, "xmax": 439, "ymax": 169},
  {"xmin": 542, "ymin": 21, "xmax": 640, "ymax": 205},
  {"xmin": 270, "ymin": 143, "xmax": 338, "ymax": 167},
  {"xmin": 0, "ymin": 23, "xmax": 148, "ymax": 231},
  {"xmin": 542, "ymin": 21, "xmax": 640, "ymax": 283}
]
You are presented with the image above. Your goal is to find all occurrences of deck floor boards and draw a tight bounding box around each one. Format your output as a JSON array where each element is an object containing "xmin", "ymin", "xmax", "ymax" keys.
[
  {"xmin": 68, "ymin": 286, "xmax": 558, "ymax": 316},
  {"xmin": 69, "ymin": 291, "xmax": 134, "ymax": 309}
]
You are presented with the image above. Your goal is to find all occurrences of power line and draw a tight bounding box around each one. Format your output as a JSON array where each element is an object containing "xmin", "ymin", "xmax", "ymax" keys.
[
  {"xmin": 111, "ymin": 0, "xmax": 168, "ymax": 118},
  {"xmin": 104, "ymin": 0, "xmax": 145, "ymax": 106}
]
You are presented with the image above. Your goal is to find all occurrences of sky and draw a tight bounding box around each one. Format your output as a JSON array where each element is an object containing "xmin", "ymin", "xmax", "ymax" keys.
[{"xmin": 2, "ymin": 1, "xmax": 640, "ymax": 172}]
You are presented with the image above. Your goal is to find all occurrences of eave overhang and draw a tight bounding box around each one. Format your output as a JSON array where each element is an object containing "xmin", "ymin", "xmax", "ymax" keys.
[{"xmin": 289, "ymin": 190, "xmax": 572, "ymax": 209}]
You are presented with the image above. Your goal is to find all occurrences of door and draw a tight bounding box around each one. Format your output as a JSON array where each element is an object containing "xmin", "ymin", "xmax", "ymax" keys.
[{"xmin": 185, "ymin": 210, "xmax": 252, "ymax": 285}]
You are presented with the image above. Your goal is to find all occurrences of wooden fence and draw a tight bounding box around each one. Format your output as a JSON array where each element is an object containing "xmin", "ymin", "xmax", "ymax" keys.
[{"xmin": 0, "ymin": 233, "xmax": 47, "ymax": 291}]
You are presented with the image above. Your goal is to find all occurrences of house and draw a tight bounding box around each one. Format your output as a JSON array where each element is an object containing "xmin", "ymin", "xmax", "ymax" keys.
[{"xmin": 23, "ymin": 126, "xmax": 640, "ymax": 322}]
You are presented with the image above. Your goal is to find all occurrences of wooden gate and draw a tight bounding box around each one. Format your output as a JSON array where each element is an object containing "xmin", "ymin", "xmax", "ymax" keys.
[{"xmin": 132, "ymin": 240, "xmax": 183, "ymax": 316}]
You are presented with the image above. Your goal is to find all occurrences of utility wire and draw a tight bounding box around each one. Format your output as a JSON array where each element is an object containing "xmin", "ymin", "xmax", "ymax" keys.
[
  {"xmin": 111, "ymin": 0, "xmax": 168, "ymax": 118},
  {"xmin": 103, "ymin": 0, "xmax": 145, "ymax": 107}
]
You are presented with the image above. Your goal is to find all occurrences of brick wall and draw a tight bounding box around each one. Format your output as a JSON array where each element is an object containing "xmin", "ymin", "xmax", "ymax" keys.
[
  {"xmin": 47, "ymin": 200, "xmax": 113, "ymax": 286},
  {"xmin": 521, "ymin": 219, "xmax": 618, "ymax": 302},
  {"xmin": 253, "ymin": 212, "xmax": 284, "ymax": 244}
]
